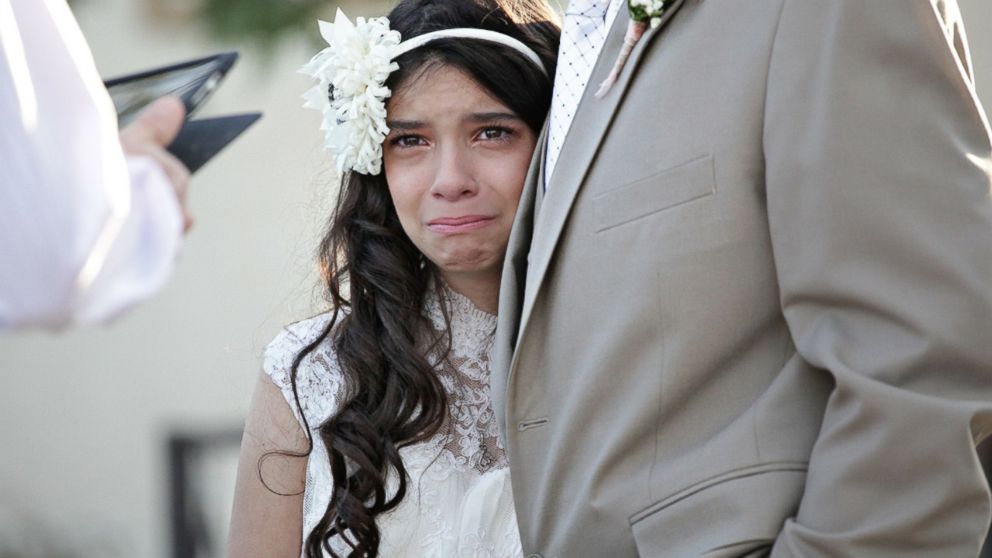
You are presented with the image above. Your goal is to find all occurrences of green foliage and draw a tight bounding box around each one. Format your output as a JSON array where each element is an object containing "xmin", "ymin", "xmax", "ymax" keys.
[{"xmin": 199, "ymin": 0, "xmax": 331, "ymax": 49}]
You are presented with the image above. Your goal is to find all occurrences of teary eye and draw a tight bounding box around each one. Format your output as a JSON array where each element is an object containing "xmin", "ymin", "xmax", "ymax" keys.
[
  {"xmin": 480, "ymin": 126, "xmax": 514, "ymax": 141},
  {"xmin": 391, "ymin": 134, "xmax": 427, "ymax": 148}
]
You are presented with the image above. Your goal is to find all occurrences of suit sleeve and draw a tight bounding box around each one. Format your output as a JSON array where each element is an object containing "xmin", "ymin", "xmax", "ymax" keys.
[{"xmin": 762, "ymin": 1, "xmax": 992, "ymax": 556}]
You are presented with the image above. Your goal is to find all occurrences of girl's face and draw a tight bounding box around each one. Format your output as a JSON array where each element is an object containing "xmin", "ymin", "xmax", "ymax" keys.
[{"xmin": 383, "ymin": 65, "xmax": 537, "ymax": 288}]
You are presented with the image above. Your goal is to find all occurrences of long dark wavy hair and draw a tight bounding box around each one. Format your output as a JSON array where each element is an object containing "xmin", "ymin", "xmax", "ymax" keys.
[{"xmin": 278, "ymin": 1, "xmax": 559, "ymax": 556}]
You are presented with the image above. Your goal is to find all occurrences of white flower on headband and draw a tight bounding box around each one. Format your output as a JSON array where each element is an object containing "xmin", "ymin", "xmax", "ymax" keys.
[{"xmin": 300, "ymin": 9, "xmax": 401, "ymax": 175}]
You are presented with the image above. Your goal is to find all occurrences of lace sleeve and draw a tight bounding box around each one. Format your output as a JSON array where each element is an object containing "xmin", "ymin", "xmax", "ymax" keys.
[{"xmin": 262, "ymin": 313, "xmax": 345, "ymax": 431}]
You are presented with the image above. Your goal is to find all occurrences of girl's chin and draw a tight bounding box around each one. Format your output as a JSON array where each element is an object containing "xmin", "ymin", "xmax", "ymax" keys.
[{"xmin": 431, "ymin": 252, "xmax": 503, "ymax": 277}]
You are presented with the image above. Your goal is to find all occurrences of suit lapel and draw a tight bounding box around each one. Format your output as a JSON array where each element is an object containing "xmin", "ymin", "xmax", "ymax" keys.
[
  {"xmin": 517, "ymin": 0, "xmax": 688, "ymax": 335},
  {"xmin": 534, "ymin": 136, "xmax": 548, "ymax": 217},
  {"xmin": 493, "ymin": 120, "xmax": 549, "ymax": 441}
]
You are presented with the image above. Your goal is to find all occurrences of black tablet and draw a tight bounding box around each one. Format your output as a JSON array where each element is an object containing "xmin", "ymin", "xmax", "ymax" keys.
[
  {"xmin": 105, "ymin": 51, "xmax": 239, "ymax": 127},
  {"xmin": 104, "ymin": 52, "xmax": 261, "ymax": 173}
]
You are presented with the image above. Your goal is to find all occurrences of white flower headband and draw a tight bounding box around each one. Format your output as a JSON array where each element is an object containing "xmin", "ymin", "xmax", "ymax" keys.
[{"xmin": 301, "ymin": 9, "xmax": 548, "ymax": 176}]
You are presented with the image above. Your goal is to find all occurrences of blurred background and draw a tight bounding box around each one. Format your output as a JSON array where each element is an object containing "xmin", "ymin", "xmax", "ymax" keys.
[{"xmin": 0, "ymin": 1, "xmax": 991, "ymax": 557}]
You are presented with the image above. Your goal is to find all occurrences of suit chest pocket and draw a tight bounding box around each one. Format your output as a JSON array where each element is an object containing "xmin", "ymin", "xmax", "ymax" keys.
[{"xmin": 592, "ymin": 154, "xmax": 716, "ymax": 233}]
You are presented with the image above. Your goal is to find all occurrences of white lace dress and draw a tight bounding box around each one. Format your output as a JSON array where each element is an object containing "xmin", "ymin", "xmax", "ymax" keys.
[{"xmin": 263, "ymin": 287, "xmax": 522, "ymax": 557}]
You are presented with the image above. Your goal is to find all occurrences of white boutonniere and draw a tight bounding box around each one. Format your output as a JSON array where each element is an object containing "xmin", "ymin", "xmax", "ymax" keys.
[{"xmin": 596, "ymin": 0, "xmax": 674, "ymax": 98}]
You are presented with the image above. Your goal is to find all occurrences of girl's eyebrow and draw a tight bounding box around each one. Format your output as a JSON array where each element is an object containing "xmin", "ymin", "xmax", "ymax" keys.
[
  {"xmin": 387, "ymin": 112, "xmax": 520, "ymax": 130},
  {"xmin": 386, "ymin": 119, "xmax": 426, "ymax": 130}
]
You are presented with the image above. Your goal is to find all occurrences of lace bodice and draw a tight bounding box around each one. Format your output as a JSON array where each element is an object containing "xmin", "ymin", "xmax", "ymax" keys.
[{"xmin": 263, "ymin": 286, "xmax": 522, "ymax": 557}]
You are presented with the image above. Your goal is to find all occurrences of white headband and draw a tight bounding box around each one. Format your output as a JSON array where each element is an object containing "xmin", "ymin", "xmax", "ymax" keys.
[
  {"xmin": 300, "ymin": 9, "xmax": 548, "ymax": 176},
  {"xmin": 394, "ymin": 29, "xmax": 547, "ymax": 77}
]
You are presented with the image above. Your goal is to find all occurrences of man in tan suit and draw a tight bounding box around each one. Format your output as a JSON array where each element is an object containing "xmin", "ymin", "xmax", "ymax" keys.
[{"xmin": 494, "ymin": 0, "xmax": 992, "ymax": 556}]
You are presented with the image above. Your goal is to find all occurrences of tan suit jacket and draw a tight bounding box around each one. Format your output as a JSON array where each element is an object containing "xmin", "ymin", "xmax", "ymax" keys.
[{"xmin": 494, "ymin": 1, "xmax": 992, "ymax": 556}]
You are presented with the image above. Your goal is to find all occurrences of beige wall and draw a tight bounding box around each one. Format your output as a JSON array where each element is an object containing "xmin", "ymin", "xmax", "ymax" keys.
[{"xmin": 0, "ymin": 1, "xmax": 990, "ymax": 557}]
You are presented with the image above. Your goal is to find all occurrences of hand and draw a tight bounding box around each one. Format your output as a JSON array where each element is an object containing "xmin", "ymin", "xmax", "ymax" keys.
[{"xmin": 119, "ymin": 96, "xmax": 194, "ymax": 232}]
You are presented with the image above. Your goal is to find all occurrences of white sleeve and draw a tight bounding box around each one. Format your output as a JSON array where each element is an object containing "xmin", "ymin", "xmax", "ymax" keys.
[{"xmin": 0, "ymin": 0, "xmax": 183, "ymax": 331}]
